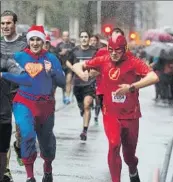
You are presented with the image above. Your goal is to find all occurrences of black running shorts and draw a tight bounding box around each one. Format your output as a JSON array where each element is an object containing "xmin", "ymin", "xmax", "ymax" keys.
[{"xmin": 73, "ymin": 83, "xmax": 95, "ymax": 107}]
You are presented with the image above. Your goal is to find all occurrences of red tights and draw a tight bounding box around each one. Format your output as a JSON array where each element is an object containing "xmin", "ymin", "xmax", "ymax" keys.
[{"xmin": 103, "ymin": 114, "xmax": 139, "ymax": 182}]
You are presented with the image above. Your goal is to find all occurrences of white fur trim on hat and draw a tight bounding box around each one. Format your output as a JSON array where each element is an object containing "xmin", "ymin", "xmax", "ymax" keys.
[{"xmin": 27, "ymin": 30, "xmax": 46, "ymax": 42}]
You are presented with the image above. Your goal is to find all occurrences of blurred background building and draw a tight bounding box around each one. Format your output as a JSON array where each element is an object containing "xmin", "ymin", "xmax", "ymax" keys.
[
  {"xmin": 1, "ymin": 0, "xmax": 172, "ymax": 44},
  {"xmin": 134, "ymin": 1, "xmax": 157, "ymax": 35},
  {"xmin": 156, "ymin": 1, "xmax": 173, "ymax": 28}
]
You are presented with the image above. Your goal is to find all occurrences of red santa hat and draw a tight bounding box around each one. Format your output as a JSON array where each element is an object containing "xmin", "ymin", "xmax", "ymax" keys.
[
  {"xmin": 27, "ymin": 25, "xmax": 46, "ymax": 42},
  {"xmin": 45, "ymin": 34, "xmax": 51, "ymax": 42}
]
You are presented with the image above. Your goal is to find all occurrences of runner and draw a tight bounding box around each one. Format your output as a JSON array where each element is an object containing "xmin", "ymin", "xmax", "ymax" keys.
[
  {"xmin": 66, "ymin": 30, "xmax": 97, "ymax": 141},
  {"xmin": 43, "ymin": 34, "xmax": 56, "ymax": 55},
  {"xmin": 56, "ymin": 31, "xmax": 75, "ymax": 104},
  {"xmin": 0, "ymin": 58, "xmax": 24, "ymax": 182},
  {"xmin": 0, "ymin": 10, "xmax": 28, "ymax": 181},
  {"xmin": 92, "ymin": 28, "xmax": 125, "ymax": 124},
  {"xmin": 89, "ymin": 34, "xmax": 101, "ymax": 49},
  {"xmin": 0, "ymin": 25, "xmax": 65, "ymax": 182},
  {"xmin": 72, "ymin": 34, "xmax": 159, "ymax": 182}
]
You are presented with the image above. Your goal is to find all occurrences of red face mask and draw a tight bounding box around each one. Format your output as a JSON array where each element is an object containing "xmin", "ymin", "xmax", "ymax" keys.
[
  {"xmin": 107, "ymin": 35, "xmax": 127, "ymax": 52},
  {"xmin": 107, "ymin": 46, "xmax": 124, "ymax": 54},
  {"xmin": 107, "ymin": 35, "xmax": 127, "ymax": 62}
]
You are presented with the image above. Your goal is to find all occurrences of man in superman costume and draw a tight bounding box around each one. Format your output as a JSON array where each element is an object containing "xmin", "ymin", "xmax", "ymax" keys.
[
  {"xmin": 0, "ymin": 25, "xmax": 65, "ymax": 182},
  {"xmin": 72, "ymin": 34, "xmax": 159, "ymax": 182}
]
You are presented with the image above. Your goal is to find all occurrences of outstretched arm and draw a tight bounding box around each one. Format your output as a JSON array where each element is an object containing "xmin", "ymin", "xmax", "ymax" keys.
[
  {"xmin": 0, "ymin": 72, "xmax": 32, "ymax": 86},
  {"xmin": 72, "ymin": 62, "xmax": 89, "ymax": 81},
  {"xmin": 72, "ymin": 56, "xmax": 102, "ymax": 81}
]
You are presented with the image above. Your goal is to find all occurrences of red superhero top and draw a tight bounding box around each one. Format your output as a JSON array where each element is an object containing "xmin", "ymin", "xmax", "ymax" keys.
[
  {"xmin": 85, "ymin": 35, "xmax": 151, "ymax": 119},
  {"xmin": 94, "ymin": 46, "xmax": 134, "ymax": 95}
]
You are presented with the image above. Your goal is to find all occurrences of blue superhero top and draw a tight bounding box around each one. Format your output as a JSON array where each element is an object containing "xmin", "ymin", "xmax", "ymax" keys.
[{"xmin": 1, "ymin": 48, "xmax": 65, "ymax": 96}]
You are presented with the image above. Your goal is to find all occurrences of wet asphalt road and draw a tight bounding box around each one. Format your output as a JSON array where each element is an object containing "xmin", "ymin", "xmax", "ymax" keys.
[{"xmin": 10, "ymin": 86, "xmax": 173, "ymax": 182}]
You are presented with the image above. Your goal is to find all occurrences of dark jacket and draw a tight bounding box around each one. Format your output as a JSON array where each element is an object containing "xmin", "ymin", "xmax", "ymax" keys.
[
  {"xmin": 0, "ymin": 34, "xmax": 27, "ymax": 94},
  {"xmin": 0, "ymin": 58, "xmax": 23, "ymax": 124}
]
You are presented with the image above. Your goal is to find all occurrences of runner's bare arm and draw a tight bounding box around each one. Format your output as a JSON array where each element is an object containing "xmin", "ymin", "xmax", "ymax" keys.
[
  {"xmin": 73, "ymin": 57, "xmax": 103, "ymax": 80},
  {"xmin": 89, "ymin": 69, "xmax": 100, "ymax": 78},
  {"xmin": 72, "ymin": 62, "xmax": 89, "ymax": 81}
]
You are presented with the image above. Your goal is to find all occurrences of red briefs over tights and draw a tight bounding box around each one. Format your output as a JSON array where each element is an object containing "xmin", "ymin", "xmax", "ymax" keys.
[{"xmin": 13, "ymin": 93, "xmax": 55, "ymax": 124}]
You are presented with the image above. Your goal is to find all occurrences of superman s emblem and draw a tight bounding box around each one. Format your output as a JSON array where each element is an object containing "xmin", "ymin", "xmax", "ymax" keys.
[
  {"xmin": 108, "ymin": 68, "xmax": 120, "ymax": 80},
  {"xmin": 25, "ymin": 62, "xmax": 43, "ymax": 78}
]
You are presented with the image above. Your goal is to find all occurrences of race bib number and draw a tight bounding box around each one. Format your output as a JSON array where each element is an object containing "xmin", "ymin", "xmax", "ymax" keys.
[{"xmin": 111, "ymin": 92, "xmax": 126, "ymax": 103}]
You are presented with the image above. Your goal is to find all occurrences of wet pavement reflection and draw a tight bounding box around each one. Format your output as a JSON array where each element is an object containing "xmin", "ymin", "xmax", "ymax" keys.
[{"xmin": 11, "ymin": 86, "xmax": 173, "ymax": 182}]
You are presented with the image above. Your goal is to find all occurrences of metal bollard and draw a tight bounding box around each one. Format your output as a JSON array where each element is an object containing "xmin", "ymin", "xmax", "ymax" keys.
[{"xmin": 160, "ymin": 138, "xmax": 173, "ymax": 182}]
